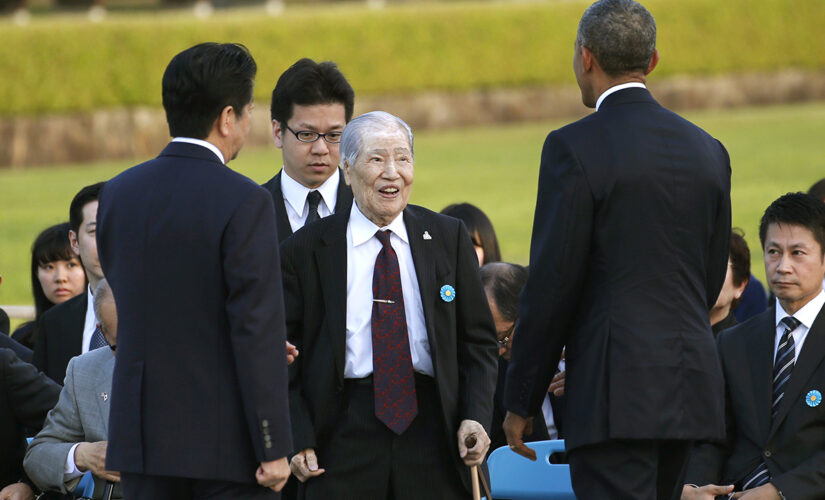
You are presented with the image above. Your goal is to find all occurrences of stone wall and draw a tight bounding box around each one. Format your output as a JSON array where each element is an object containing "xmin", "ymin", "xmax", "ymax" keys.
[{"xmin": 2, "ymin": 70, "xmax": 824, "ymax": 168}]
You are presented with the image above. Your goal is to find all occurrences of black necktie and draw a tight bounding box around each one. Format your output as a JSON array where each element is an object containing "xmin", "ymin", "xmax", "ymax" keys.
[
  {"xmin": 740, "ymin": 316, "xmax": 801, "ymax": 491},
  {"xmin": 305, "ymin": 191, "xmax": 322, "ymax": 225}
]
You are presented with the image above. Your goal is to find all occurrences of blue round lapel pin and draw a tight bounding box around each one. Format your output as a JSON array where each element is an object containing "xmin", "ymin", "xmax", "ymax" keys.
[
  {"xmin": 440, "ymin": 285, "xmax": 456, "ymax": 303},
  {"xmin": 806, "ymin": 390, "xmax": 822, "ymax": 408}
]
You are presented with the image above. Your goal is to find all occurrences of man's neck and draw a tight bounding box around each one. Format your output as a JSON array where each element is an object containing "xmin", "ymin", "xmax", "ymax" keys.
[{"xmin": 709, "ymin": 304, "xmax": 731, "ymax": 327}]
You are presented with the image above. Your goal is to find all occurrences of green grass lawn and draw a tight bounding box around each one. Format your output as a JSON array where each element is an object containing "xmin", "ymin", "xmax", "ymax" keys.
[{"xmin": 2, "ymin": 101, "xmax": 824, "ymax": 312}]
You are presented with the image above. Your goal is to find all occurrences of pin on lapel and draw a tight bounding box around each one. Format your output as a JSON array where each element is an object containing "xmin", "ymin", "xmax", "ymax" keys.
[
  {"xmin": 440, "ymin": 284, "xmax": 456, "ymax": 303},
  {"xmin": 806, "ymin": 389, "xmax": 822, "ymax": 407},
  {"xmin": 100, "ymin": 392, "xmax": 108, "ymax": 402},
  {"xmin": 423, "ymin": 231, "xmax": 432, "ymax": 240}
]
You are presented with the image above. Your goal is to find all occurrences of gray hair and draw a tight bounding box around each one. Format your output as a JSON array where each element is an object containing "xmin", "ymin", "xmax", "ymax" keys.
[
  {"xmin": 340, "ymin": 111, "xmax": 414, "ymax": 168},
  {"xmin": 577, "ymin": 0, "xmax": 656, "ymax": 76},
  {"xmin": 93, "ymin": 279, "xmax": 113, "ymax": 331}
]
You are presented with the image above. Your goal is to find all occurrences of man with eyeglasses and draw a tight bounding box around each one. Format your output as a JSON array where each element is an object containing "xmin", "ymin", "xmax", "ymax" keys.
[{"xmin": 262, "ymin": 58, "xmax": 356, "ymax": 243}]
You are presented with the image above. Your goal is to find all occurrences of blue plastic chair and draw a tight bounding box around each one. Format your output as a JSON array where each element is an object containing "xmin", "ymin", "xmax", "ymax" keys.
[{"xmin": 487, "ymin": 439, "xmax": 576, "ymax": 499}]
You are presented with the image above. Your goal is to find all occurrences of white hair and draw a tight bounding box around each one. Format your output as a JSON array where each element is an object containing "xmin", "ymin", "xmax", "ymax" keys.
[{"xmin": 340, "ymin": 111, "xmax": 414, "ymax": 167}]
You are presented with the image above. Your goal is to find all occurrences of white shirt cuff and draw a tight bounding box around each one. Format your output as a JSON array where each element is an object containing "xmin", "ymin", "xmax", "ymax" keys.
[{"xmin": 63, "ymin": 443, "xmax": 85, "ymax": 481}]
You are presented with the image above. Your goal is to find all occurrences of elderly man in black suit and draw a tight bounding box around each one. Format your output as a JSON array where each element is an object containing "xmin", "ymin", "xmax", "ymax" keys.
[
  {"xmin": 282, "ymin": 111, "xmax": 499, "ymax": 499},
  {"xmin": 683, "ymin": 193, "xmax": 825, "ymax": 500},
  {"xmin": 262, "ymin": 58, "xmax": 355, "ymax": 243},
  {"xmin": 97, "ymin": 43, "xmax": 292, "ymax": 499},
  {"xmin": 502, "ymin": 1, "xmax": 732, "ymax": 499}
]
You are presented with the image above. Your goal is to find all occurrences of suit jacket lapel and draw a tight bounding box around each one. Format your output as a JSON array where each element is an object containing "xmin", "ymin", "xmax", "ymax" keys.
[
  {"xmin": 269, "ymin": 172, "xmax": 293, "ymax": 243},
  {"xmin": 92, "ymin": 355, "xmax": 114, "ymax": 435},
  {"xmin": 404, "ymin": 210, "xmax": 438, "ymax": 359},
  {"xmin": 747, "ymin": 310, "xmax": 776, "ymax": 440},
  {"xmin": 316, "ymin": 213, "xmax": 349, "ymax": 383},
  {"xmin": 771, "ymin": 304, "xmax": 825, "ymax": 434}
]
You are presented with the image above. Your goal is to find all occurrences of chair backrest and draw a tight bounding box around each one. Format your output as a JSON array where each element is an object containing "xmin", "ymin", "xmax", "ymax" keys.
[{"xmin": 487, "ymin": 439, "xmax": 575, "ymax": 500}]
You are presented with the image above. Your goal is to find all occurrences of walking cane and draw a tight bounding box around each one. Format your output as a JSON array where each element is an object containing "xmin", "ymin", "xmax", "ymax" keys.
[{"xmin": 465, "ymin": 435, "xmax": 481, "ymax": 500}]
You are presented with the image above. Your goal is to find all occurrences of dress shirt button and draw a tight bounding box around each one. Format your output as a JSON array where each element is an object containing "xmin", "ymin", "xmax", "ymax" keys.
[
  {"xmin": 262, "ymin": 419, "xmax": 269, "ymax": 428},
  {"xmin": 764, "ymin": 449, "xmax": 772, "ymax": 458},
  {"xmin": 265, "ymin": 442, "xmax": 272, "ymax": 449}
]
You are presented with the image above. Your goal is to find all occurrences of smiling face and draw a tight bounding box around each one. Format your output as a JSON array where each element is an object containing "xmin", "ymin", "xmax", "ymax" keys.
[
  {"xmin": 37, "ymin": 257, "xmax": 86, "ymax": 305},
  {"xmin": 273, "ymin": 103, "xmax": 346, "ymax": 189},
  {"xmin": 343, "ymin": 128, "xmax": 413, "ymax": 227},
  {"xmin": 764, "ymin": 222, "xmax": 825, "ymax": 315}
]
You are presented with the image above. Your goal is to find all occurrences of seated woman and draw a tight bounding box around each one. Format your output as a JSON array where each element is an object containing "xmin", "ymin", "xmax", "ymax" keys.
[
  {"xmin": 12, "ymin": 223, "xmax": 87, "ymax": 349},
  {"xmin": 441, "ymin": 202, "xmax": 502, "ymax": 265},
  {"xmin": 710, "ymin": 230, "xmax": 751, "ymax": 337}
]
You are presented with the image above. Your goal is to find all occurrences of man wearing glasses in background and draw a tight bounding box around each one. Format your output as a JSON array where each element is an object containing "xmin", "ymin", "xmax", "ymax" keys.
[{"xmin": 262, "ymin": 58, "xmax": 356, "ymax": 243}]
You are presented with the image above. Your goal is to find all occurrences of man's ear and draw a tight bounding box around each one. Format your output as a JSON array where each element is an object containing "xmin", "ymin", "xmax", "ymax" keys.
[
  {"xmin": 581, "ymin": 45, "xmax": 595, "ymax": 72},
  {"xmin": 272, "ymin": 120, "xmax": 285, "ymax": 149},
  {"xmin": 341, "ymin": 160, "xmax": 352, "ymax": 186},
  {"xmin": 218, "ymin": 105, "xmax": 234, "ymax": 137},
  {"xmin": 69, "ymin": 230, "xmax": 80, "ymax": 256},
  {"xmin": 645, "ymin": 49, "xmax": 659, "ymax": 75}
]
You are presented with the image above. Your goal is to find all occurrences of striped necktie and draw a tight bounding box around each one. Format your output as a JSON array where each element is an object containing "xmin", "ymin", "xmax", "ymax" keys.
[{"xmin": 740, "ymin": 316, "xmax": 801, "ymax": 491}]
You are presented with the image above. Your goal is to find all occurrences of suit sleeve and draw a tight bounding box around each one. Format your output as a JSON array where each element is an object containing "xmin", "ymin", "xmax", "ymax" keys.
[
  {"xmin": 454, "ymin": 221, "xmax": 499, "ymax": 430},
  {"xmin": 504, "ymin": 130, "xmax": 593, "ymax": 418},
  {"xmin": 31, "ymin": 316, "xmax": 48, "ymax": 376},
  {"xmin": 684, "ymin": 331, "xmax": 736, "ymax": 485},
  {"xmin": 705, "ymin": 140, "xmax": 732, "ymax": 309},
  {"xmin": 771, "ymin": 453, "xmax": 825, "ymax": 498},
  {"xmin": 221, "ymin": 186, "xmax": 293, "ymax": 462},
  {"xmin": 24, "ymin": 357, "xmax": 84, "ymax": 494},
  {"xmin": 280, "ymin": 241, "xmax": 317, "ymax": 453}
]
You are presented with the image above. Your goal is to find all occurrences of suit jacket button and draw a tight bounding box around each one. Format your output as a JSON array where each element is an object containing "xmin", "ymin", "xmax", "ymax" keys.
[
  {"xmin": 265, "ymin": 442, "xmax": 272, "ymax": 449},
  {"xmin": 764, "ymin": 449, "xmax": 772, "ymax": 458}
]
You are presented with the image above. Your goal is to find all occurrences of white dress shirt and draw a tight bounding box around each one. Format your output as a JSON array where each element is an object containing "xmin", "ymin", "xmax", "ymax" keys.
[
  {"xmin": 80, "ymin": 286, "xmax": 96, "ymax": 355},
  {"xmin": 595, "ymin": 82, "xmax": 647, "ymax": 111},
  {"xmin": 171, "ymin": 137, "xmax": 225, "ymax": 164},
  {"xmin": 774, "ymin": 289, "xmax": 825, "ymax": 362},
  {"xmin": 280, "ymin": 168, "xmax": 339, "ymax": 233},
  {"xmin": 345, "ymin": 203, "xmax": 433, "ymax": 378}
]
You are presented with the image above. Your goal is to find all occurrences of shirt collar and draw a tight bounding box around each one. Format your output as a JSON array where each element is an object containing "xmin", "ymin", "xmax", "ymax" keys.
[
  {"xmin": 595, "ymin": 82, "xmax": 647, "ymax": 111},
  {"xmin": 280, "ymin": 167, "xmax": 340, "ymax": 215},
  {"xmin": 171, "ymin": 137, "xmax": 225, "ymax": 164},
  {"xmin": 350, "ymin": 202, "xmax": 408, "ymax": 247},
  {"xmin": 776, "ymin": 288, "xmax": 825, "ymax": 329}
]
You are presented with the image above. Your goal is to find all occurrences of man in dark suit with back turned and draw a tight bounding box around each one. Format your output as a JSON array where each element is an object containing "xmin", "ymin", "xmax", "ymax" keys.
[
  {"xmin": 262, "ymin": 58, "xmax": 355, "ymax": 243},
  {"xmin": 683, "ymin": 193, "xmax": 825, "ymax": 500},
  {"xmin": 282, "ymin": 111, "xmax": 499, "ymax": 499},
  {"xmin": 97, "ymin": 43, "xmax": 292, "ymax": 499},
  {"xmin": 502, "ymin": 1, "xmax": 732, "ymax": 499}
]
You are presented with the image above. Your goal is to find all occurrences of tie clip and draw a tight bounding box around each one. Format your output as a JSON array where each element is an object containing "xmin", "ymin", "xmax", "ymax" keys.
[{"xmin": 373, "ymin": 299, "xmax": 396, "ymax": 304}]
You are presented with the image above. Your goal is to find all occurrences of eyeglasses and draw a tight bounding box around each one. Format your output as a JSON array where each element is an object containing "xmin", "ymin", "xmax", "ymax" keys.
[
  {"xmin": 284, "ymin": 124, "xmax": 343, "ymax": 144},
  {"xmin": 497, "ymin": 324, "xmax": 515, "ymax": 347}
]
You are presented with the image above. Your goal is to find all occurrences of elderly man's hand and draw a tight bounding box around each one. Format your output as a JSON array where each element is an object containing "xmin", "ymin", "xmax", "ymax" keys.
[
  {"xmin": 502, "ymin": 411, "xmax": 537, "ymax": 461},
  {"xmin": 285, "ymin": 341, "xmax": 299, "ymax": 365},
  {"xmin": 256, "ymin": 457, "xmax": 290, "ymax": 491},
  {"xmin": 457, "ymin": 419, "xmax": 490, "ymax": 466},
  {"xmin": 548, "ymin": 370, "xmax": 566, "ymax": 396},
  {"xmin": 0, "ymin": 482, "xmax": 35, "ymax": 500},
  {"xmin": 680, "ymin": 484, "xmax": 735, "ymax": 500},
  {"xmin": 74, "ymin": 441, "xmax": 121, "ymax": 482},
  {"xmin": 289, "ymin": 448, "xmax": 325, "ymax": 483}
]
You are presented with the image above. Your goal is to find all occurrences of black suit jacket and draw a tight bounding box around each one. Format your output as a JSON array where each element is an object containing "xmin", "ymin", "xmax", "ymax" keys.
[
  {"xmin": 32, "ymin": 293, "xmax": 86, "ymax": 384},
  {"xmin": 97, "ymin": 142, "xmax": 292, "ymax": 482},
  {"xmin": 261, "ymin": 169, "xmax": 354, "ymax": 243},
  {"xmin": 280, "ymin": 205, "xmax": 498, "ymax": 488},
  {"xmin": 1, "ymin": 334, "xmax": 33, "ymax": 364},
  {"xmin": 687, "ymin": 306, "xmax": 825, "ymax": 499},
  {"xmin": 505, "ymin": 88, "xmax": 731, "ymax": 451},
  {"xmin": 0, "ymin": 348, "xmax": 61, "ymax": 488}
]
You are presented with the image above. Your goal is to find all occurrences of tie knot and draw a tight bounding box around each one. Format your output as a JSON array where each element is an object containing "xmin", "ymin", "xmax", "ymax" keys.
[
  {"xmin": 307, "ymin": 190, "xmax": 322, "ymax": 210},
  {"xmin": 376, "ymin": 230, "xmax": 392, "ymax": 248},
  {"xmin": 780, "ymin": 316, "xmax": 801, "ymax": 333}
]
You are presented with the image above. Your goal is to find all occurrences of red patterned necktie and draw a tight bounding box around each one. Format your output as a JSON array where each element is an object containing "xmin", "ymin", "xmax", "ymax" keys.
[{"xmin": 372, "ymin": 230, "xmax": 418, "ymax": 434}]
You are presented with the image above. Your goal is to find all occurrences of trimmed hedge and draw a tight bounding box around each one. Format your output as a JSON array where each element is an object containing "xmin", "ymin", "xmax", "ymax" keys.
[{"xmin": 1, "ymin": 0, "xmax": 824, "ymax": 115}]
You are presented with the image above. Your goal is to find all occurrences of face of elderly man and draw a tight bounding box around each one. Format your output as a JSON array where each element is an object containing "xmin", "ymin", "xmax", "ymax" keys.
[{"xmin": 344, "ymin": 125, "xmax": 413, "ymax": 227}]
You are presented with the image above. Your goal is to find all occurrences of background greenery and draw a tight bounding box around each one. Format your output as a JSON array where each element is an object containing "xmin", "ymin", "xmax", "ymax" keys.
[
  {"xmin": 1, "ymin": 0, "xmax": 824, "ymax": 115},
  {"xmin": 2, "ymin": 102, "xmax": 824, "ymax": 313}
]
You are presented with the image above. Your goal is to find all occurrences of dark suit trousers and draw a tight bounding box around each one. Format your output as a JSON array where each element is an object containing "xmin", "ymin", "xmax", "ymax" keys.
[
  {"xmin": 568, "ymin": 439, "xmax": 692, "ymax": 500},
  {"xmin": 304, "ymin": 374, "xmax": 465, "ymax": 500},
  {"xmin": 121, "ymin": 473, "xmax": 278, "ymax": 500}
]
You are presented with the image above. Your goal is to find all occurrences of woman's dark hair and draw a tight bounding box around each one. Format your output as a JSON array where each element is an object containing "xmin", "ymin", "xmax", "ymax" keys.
[
  {"xmin": 729, "ymin": 229, "xmax": 751, "ymax": 309},
  {"xmin": 30, "ymin": 222, "xmax": 84, "ymax": 320},
  {"xmin": 441, "ymin": 203, "xmax": 502, "ymax": 265},
  {"xmin": 479, "ymin": 262, "xmax": 528, "ymax": 323}
]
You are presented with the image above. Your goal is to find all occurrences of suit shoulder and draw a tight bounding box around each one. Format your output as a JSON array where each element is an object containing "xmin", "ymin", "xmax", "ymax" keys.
[
  {"xmin": 718, "ymin": 308, "xmax": 774, "ymax": 347},
  {"xmin": 406, "ymin": 205, "xmax": 459, "ymax": 229},
  {"xmin": 69, "ymin": 348, "xmax": 113, "ymax": 376},
  {"xmin": 281, "ymin": 211, "xmax": 345, "ymax": 255}
]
